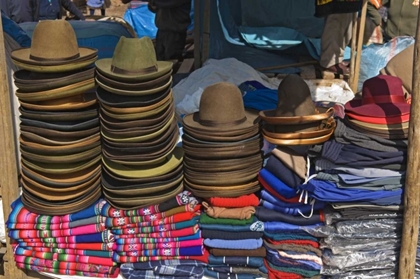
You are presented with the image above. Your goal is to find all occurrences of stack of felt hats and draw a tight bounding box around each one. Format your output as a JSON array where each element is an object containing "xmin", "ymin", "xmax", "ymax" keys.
[
  {"xmin": 199, "ymin": 194, "xmax": 268, "ymax": 278},
  {"xmin": 94, "ymin": 36, "xmax": 183, "ymax": 210},
  {"xmin": 181, "ymin": 82, "xmax": 263, "ymax": 198},
  {"xmin": 11, "ymin": 20, "xmax": 101, "ymax": 215},
  {"xmin": 343, "ymin": 75, "xmax": 410, "ymax": 139},
  {"xmin": 6, "ymin": 197, "xmax": 119, "ymax": 277},
  {"xmin": 259, "ymin": 74, "xmax": 336, "ymax": 146}
]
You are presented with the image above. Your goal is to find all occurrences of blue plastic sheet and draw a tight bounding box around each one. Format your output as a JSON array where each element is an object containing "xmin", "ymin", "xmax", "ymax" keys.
[
  {"xmin": 123, "ymin": 4, "xmax": 157, "ymax": 39},
  {"xmin": 358, "ymin": 36, "xmax": 415, "ymax": 91}
]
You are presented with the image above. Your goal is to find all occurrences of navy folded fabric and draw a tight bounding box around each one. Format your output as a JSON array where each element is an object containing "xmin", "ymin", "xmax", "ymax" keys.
[
  {"xmin": 265, "ymin": 155, "xmax": 303, "ymax": 188},
  {"xmin": 208, "ymin": 255, "xmax": 264, "ymax": 268},
  {"xmin": 255, "ymin": 206, "xmax": 323, "ymax": 225}
]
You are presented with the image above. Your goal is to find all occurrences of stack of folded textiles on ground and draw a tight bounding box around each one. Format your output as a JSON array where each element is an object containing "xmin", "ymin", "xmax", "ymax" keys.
[
  {"xmin": 6, "ymin": 197, "xmax": 118, "ymax": 277},
  {"xmin": 101, "ymin": 191, "xmax": 208, "ymax": 279},
  {"xmin": 200, "ymin": 194, "xmax": 268, "ymax": 279},
  {"xmin": 257, "ymin": 150, "xmax": 324, "ymax": 279},
  {"xmin": 299, "ymin": 75, "xmax": 409, "ymax": 278}
]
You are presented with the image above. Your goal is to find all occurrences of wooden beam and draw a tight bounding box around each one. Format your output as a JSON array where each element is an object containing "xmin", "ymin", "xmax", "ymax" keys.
[
  {"xmin": 350, "ymin": 0, "xmax": 368, "ymax": 92},
  {"xmin": 398, "ymin": 7, "xmax": 420, "ymax": 279},
  {"xmin": 0, "ymin": 13, "xmax": 26, "ymax": 279},
  {"xmin": 349, "ymin": 12, "xmax": 358, "ymax": 92}
]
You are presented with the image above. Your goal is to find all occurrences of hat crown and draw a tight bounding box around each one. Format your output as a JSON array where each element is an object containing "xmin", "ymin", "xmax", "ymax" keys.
[
  {"xmin": 275, "ymin": 74, "xmax": 315, "ymax": 117},
  {"xmin": 111, "ymin": 37, "xmax": 158, "ymax": 74},
  {"xmin": 30, "ymin": 21, "xmax": 80, "ymax": 61},
  {"xmin": 198, "ymin": 82, "xmax": 247, "ymax": 126},
  {"xmin": 361, "ymin": 75, "xmax": 405, "ymax": 105}
]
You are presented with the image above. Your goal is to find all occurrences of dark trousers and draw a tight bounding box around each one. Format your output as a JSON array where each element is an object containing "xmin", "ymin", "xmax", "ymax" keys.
[
  {"xmin": 89, "ymin": 8, "xmax": 105, "ymax": 16},
  {"xmin": 155, "ymin": 29, "xmax": 187, "ymax": 61}
]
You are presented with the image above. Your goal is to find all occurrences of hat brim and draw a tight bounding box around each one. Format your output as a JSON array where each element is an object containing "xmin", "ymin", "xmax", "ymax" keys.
[
  {"xmin": 11, "ymin": 47, "xmax": 97, "ymax": 66},
  {"xmin": 102, "ymin": 147, "xmax": 184, "ymax": 179},
  {"xmin": 96, "ymin": 76, "xmax": 172, "ymax": 96},
  {"xmin": 16, "ymin": 79, "xmax": 96, "ymax": 102},
  {"xmin": 19, "ymin": 92, "xmax": 97, "ymax": 112},
  {"xmin": 345, "ymin": 116, "xmax": 409, "ymax": 131},
  {"xmin": 95, "ymin": 59, "xmax": 173, "ymax": 82},
  {"xmin": 14, "ymin": 68, "xmax": 95, "ymax": 92},
  {"xmin": 259, "ymin": 107, "xmax": 334, "ymax": 125},
  {"xmin": 262, "ymin": 120, "xmax": 336, "ymax": 139},
  {"xmin": 345, "ymin": 99, "xmax": 410, "ymax": 118},
  {"xmin": 182, "ymin": 110, "xmax": 259, "ymax": 132},
  {"xmin": 346, "ymin": 111, "xmax": 410, "ymax": 124},
  {"xmin": 263, "ymin": 128, "xmax": 334, "ymax": 146},
  {"xmin": 12, "ymin": 56, "xmax": 98, "ymax": 73}
]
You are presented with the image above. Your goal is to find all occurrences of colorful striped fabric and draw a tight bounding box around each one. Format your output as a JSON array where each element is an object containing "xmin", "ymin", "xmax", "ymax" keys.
[
  {"xmin": 16, "ymin": 242, "xmax": 115, "ymax": 250},
  {"xmin": 25, "ymin": 247, "xmax": 113, "ymax": 258},
  {"xmin": 101, "ymin": 191, "xmax": 198, "ymax": 217},
  {"xmin": 112, "ymin": 211, "xmax": 199, "ymax": 229},
  {"xmin": 7, "ymin": 216, "xmax": 107, "ymax": 230},
  {"xmin": 11, "ymin": 231, "xmax": 114, "ymax": 244},
  {"xmin": 113, "ymin": 253, "xmax": 209, "ymax": 264},
  {"xmin": 115, "ymin": 232, "xmax": 201, "ymax": 245},
  {"xmin": 114, "ymin": 239, "xmax": 203, "ymax": 251},
  {"xmin": 114, "ymin": 246, "xmax": 204, "ymax": 257},
  {"xmin": 111, "ymin": 217, "xmax": 199, "ymax": 235},
  {"xmin": 114, "ymin": 225, "xmax": 199, "ymax": 239},
  {"xmin": 8, "ymin": 223, "xmax": 106, "ymax": 238},
  {"xmin": 14, "ymin": 246, "xmax": 116, "ymax": 266}
]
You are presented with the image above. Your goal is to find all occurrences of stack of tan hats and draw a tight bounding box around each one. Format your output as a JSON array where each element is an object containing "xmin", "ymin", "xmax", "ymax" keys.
[
  {"xmin": 11, "ymin": 20, "xmax": 101, "ymax": 215},
  {"xmin": 182, "ymin": 82, "xmax": 263, "ymax": 198},
  {"xmin": 95, "ymin": 36, "xmax": 183, "ymax": 210},
  {"xmin": 260, "ymin": 75, "xmax": 336, "ymax": 146}
]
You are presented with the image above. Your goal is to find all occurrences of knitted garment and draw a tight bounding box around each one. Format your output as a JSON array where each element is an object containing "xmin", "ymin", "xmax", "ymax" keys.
[
  {"xmin": 115, "ymin": 239, "xmax": 203, "ymax": 252},
  {"xmin": 105, "ymin": 211, "xmax": 199, "ymax": 228},
  {"xmin": 207, "ymin": 255, "xmax": 264, "ymax": 268},
  {"xmin": 199, "ymin": 213, "xmax": 255, "ymax": 225},
  {"xmin": 111, "ymin": 217, "xmax": 199, "ymax": 235},
  {"xmin": 266, "ymin": 239, "xmax": 320, "ymax": 249},
  {"xmin": 201, "ymin": 229, "xmax": 263, "ymax": 240},
  {"xmin": 209, "ymin": 246, "xmax": 266, "ymax": 257},
  {"xmin": 204, "ymin": 238, "xmax": 263, "ymax": 250},
  {"xmin": 207, "ymin": 194, "xmax": 259, "ymax": 208},
  {"xmin": 202, "ymin": 202, "xmax": 256, "ymax": 220},
  {"xmin": 263, "ymin": 241, "xmax": 322, "ymax": 257}
]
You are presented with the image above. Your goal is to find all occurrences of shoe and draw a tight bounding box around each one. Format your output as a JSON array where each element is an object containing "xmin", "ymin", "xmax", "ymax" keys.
[{"xmin": 324, "ymin": 63, "xmax": 350, "ymax": 75}]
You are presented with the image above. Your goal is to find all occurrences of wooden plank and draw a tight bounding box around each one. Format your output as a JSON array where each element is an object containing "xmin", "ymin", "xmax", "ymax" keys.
[
  {"xmin": 398, "ymin": 7, "xmax": 420, "ymax": 279},
  {"xmin": 0, "ymin": 15, "xmax": 26, "ymax": 279},
  {"xmin": 350, "ymin": 0, "xmax": 368, "ymax": 92},
  {"xmin": 349, "ymin": 12, "xmax": 358, "ymax": 92},
  {"xmin": 177, "ymin": 58, "xmax": 195, "ymax": 74},
  {"xmin": 193, "ymin": 0, "xmax": 201, "ymax": 69}
]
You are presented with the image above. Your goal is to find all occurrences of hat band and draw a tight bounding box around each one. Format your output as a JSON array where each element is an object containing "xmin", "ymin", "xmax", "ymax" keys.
[
  {"xmin": 362, "ymin": 95, "xmax": 407, "ymax": 105},
  {"xmin": 110, "ymin": 64, "xmax": 158, "ymax": 75},
  {"xmin": 29, "ymin": 53, "xmax": 80, "ymax": 62},
  {"xmin": 199, "ymin": 116, "xmax": 247, "ymax": 127}
]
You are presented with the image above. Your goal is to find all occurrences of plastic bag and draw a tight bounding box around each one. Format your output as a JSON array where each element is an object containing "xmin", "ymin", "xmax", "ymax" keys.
[
  {"xmin": 357, "ymin": 36, "xmax": 414, "ymax": 91},
  {"xmin": 123, "ymin": 4, "xmax": 157, "ymax": 39}
]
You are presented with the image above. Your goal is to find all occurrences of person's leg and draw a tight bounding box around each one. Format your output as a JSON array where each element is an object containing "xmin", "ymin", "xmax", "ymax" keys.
[
  {"xmin": 155, "ymin": 29, "xmax": 166, "ymax": 61},
  {"xmin": 101, "ymin": 9, "xmax": 105, "ymax": 16},
  {"xmin": 167, "ymin": 31, "xmax": 187, "ymax": 61},
  {"xmin": 319, "ymin": 13, "xmax": 353, "ymax": 73},
  {"xmin": 89, "ymin": 9, "xmax": 95, "ymax": 16}
]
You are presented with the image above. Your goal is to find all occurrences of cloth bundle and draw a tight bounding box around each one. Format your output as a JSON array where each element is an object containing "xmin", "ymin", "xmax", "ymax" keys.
[
  {"xmin": 103, "ymin": 191, "xmax": 207, "ymax": 270},
  {"xmin": 6, "ymin": 197, "xmax": 119, "ymax": 277}
]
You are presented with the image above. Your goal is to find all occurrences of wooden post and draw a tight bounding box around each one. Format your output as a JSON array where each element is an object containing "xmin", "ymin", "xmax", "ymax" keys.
[
  {"xmin": 0, "ymin": 15, "xmax": 26, "ymax": 279},
  {"xmin": 350, "ymin": 0, "xmax": 368, "ymax": 92},
  {"xmin": 349, "ymin": 12, "xmax": 358, "ymax": 92},
  {"xmin": 398, "ymin": 7, "xmax": 420, "ymax": 279},
  {"xmin": 193, "ymin": 0, "xmax": 201, "ymax": 70}
]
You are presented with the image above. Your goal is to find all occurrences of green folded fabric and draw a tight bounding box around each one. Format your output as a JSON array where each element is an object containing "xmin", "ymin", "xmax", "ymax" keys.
[{"xmin": 199, "ymin": 213, "xmax": 255, "ymax": 225}]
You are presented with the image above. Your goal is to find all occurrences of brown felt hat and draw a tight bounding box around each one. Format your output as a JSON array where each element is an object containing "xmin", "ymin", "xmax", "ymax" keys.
[
  {"xmin": 182, "ymin": 82, "xmax": 259, "ymax": 133},
  {"xmin": 184, "ymin": 153, "xmax": 263, "ymax": 172},
  {"xmin": 20, "ymin": 145, "xmax": 101, "ymax": 164},
  {"xmin": 21, "ymin": 155, "xmax": 102, "ymax": 175},
  {"xmin": 11, "ymin": 21, "xmax": 97, "ymax": 70},
  {"xmin": 259, "ymin": 75, "xmax": 334, "ymax": 133},
  {"xmin": 18, "ymin": 106, "xmax": 98, "ymax": 122},
  {"xmin": 20, "ymin": 136, "xmax": 101, "ymax": 156},
  {"xmin": 20, "ymin": 132, "xmax": 100, "ymax": 146},
  {"xmin": 182, "ymin": 125, "xmax": 260, "ymax": 143},
  {"xmin": 184, "ymin": 179, "xmax": 260, "ymax": 198},
  {"xmin": 19, "ymin": 125, "xmax": 99, "ymax": 140},
  {"xmin": 95, "ymin": 36, "xmax": 172, "ymax": 82}
]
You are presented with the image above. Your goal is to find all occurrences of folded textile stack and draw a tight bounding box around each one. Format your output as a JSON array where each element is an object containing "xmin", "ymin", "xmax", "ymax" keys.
[
  {"xmin": 181, "ymin": 82, "xmax": 263, "ymax": 198},
  {"xmin": 300, "ymin": 75, "xmax": 409, "ymax": 278},
  {"xmin": 257, "ymin": 74, "xmax": 331, "ymax": 278},
  {"xmin": 100, "ymin": 191, "xmax": 207, "ymax": 278},
  {"xmin": 11, "ymin": 20, "xmax": 101, "ymax": 215},
  {"xmin": 200, "ymin": 194, "xmax": 267, "ymax": 279},
  {"xmin": 95, "ymin": 36, "xmax": 183, "ymax": 209},
  {"xmin": 6, "ymin": 197, "xmax": 118, "ymax": 277}
]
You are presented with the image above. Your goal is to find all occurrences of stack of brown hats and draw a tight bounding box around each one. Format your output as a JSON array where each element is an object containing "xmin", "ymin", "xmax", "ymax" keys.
[
  {"xmin": 11, "ymin": 20, "xmax": 101, "ymax": 215},
  {"xmin": 95, "ymin": 36, "xmax": 183, "ymax": 210},
  {"xmin": 182, "ymin": 82, "xmax": 263, "ymax": 198},
  {"xmin": 259, "ymin": 74, "xmax": 336, "ymax": 146}
]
